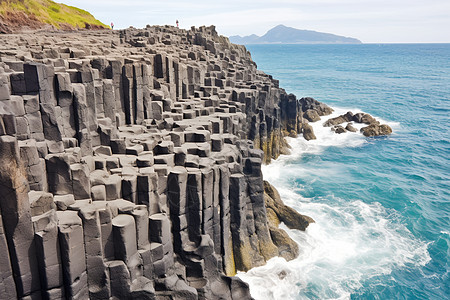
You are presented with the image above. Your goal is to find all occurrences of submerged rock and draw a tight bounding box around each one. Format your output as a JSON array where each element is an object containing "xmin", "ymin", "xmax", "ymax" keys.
[
  {"xmin": 278, "ymin": 270, "xmax": 288, "ymax": 280},
  {"xmin": 360, "ymin": 123, "xmax": 393, "ymax": 137}
]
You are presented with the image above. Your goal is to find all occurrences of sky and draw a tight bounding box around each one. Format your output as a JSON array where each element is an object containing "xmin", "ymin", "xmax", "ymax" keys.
[{"xmin": 62, "ymin": 0, "xmax": 450, "ymax": 43}]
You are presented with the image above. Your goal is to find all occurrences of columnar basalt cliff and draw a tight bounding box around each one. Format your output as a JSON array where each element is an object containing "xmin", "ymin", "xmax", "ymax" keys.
[{"xmin": 0, "ymin": 25, "xmax": 313, "ymax": 299}]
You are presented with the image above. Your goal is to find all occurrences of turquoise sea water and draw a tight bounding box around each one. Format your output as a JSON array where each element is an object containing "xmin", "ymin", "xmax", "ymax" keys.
[{"xmin": 237, "ymin": 44, "xmax": 450, "ymax": 299}]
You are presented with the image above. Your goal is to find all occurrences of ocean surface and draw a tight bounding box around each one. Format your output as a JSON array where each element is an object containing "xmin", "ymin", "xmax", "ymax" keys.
[{"xmin": 237, "ymin": 44, "xmax": 450, "ymax": 299}]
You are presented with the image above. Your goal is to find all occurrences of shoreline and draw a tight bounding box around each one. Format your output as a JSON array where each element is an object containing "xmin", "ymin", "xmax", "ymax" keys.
[
  {"xmin": 0, "ymin": 24, "xmax": 395, "ymax": 299},
  {"xmin": 237, "ymin": 100, "xmax": 424, "ymax": 299}
]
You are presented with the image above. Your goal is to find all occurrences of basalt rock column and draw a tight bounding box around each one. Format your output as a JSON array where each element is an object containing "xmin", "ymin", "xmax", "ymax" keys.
[
  {"xmin": 0, "ymin": 135, "xmax": 41, "ymax": 298},
  {"xmin": 0, "ymin": 25, "xmax": 315, "ymax": 299}
]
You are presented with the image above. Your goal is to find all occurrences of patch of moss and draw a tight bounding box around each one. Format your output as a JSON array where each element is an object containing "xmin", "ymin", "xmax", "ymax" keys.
[
  {"xmin": 224, "ymin": 239, "xmax": 236, "ymax": 276},
  {"xmin": 233, "ymin": 243, "xmax": 253, "ymax": 272}
]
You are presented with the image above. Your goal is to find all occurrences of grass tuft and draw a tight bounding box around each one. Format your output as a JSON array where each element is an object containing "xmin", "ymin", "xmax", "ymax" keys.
[{"xmin": 0, "ymin": 0, "xmax": 108, "ymax": 29}]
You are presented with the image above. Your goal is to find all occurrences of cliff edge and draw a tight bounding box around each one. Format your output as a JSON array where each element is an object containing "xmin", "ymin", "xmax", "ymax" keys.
[{"xmin": 0, "ymin": 25, "xmax": 313, "ymax": 299}]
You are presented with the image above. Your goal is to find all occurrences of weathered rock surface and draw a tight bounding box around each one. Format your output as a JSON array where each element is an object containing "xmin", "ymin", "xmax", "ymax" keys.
[
  {"xmin": 0, "ymin": 25, "xmax": 316, "ymax": 299},
  {"xmin": 302, "ymin": 123, "xmax": 317, "ymax": 140},
  {"xmin": 303, "ymin": 109, "xmax": 320, "ymax": 122},
  {"xmin": 324, "ymin": 115, "xmax": 347, "ymax": 127},
  {"xmin": 332, "ymin": 125, "xmax": 347, "ymax": 134},
  {"xmin": 322, "ymin": 111, "xmax": 392, "ymax": 137},
  {"xmin": 353, "ymin": 112, "xmax": 378, "ymax": 125},
  {"xmin": 360, "ymin": 123, "xmax": 393, "ymax": 137},
  {"xmin": 264, "ymin": 181, "xmax": 314, "ymax": 231},
  {"xmin": 263, "ymin": 180, "xmax": 314, "ymax": 261},
  {"xmin": 345, "ymin": 123, "xmax": 357, "ymax": 132},
  {"xmin": 323, "ymin": 111, "xmax": 354, "ymax": 127},
  {"xmin": 299, "ymin": 97, "xmax": 333, "ymax": 116},
  {"xmin": 297, "ymin": 102, "xmax": 393, "ymax": 140}
]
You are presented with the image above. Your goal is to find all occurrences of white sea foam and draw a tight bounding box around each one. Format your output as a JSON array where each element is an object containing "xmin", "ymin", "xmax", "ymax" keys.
[
  {"xmin": 237, "ymin": 106, "xmax": 428, "ymax": 299},
  {"xmin": 262, "ymin": 107, "xmax": 367, "ymax": 184},
  {"xmin": 238, "ymin": 197, "xmax": 430, "ymax": 300},
  {"xmin": 262, "ymin": 106, "xmax": 400, "ymax": 183}
]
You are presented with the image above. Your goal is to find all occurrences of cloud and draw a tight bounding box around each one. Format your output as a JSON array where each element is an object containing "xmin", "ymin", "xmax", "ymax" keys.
[{"xmin": 61, "ymin": 0, "xmax": 450, "ymax": 42}]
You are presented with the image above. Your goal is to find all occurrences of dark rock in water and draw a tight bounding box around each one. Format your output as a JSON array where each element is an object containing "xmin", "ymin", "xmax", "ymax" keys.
[
  {"xmin": 360, "ymin": 123, "xmax": 393, "ymax": 136},
  {"xmin": 343, "ymin": 111, "xmax": 354, "ymax": 121},
  {"xmin": 345, "ymin": 123, "xmax": 357, "ymax": 132},
  {"xmin": 230, "ymin": 277, "xmax": 254, "ymax": 300},
  {"xmin": 278, "ymin": 270, "xmax": 288, "ymax": 280},
  {"xmin": 263, "ymin": 181, "xmax": 314, "ymax": 261},
  {"xmin": 352, "ymin": 112, "xmax": 364, "ymax": 123},
  {"xmin": 302, "ymin": 123, "xmax": 317, "ymax": 140},
  {"xmin": 264, "ymin": 199, "xmax": 299, "ymax": 261},
  {"xmin": 299, "ymin": 97, "xmax": 333, "ymax": 116},
  {"xmin": 353, "ymin": 112, "xmax": 378, "ymax": 125},
  {"xmin": 303, "ymin": 109, "xmax": 321, "ymax": 122},
  {"xmin": 333, "ymin": 125, "xmax": 347, "ymax": 134},
  {"xmin": 323, "ymin": 111, "xmax": 355, "ymax": 127},
  {"xmin": 325, "ymin": 111, "xmax": 391, "ymax": 136},
  {"xmin": 263, "ymin": 181, "xmax": 314, "ymax": 231},
  {"xmin": 269, "ymin": 226, "xmax": 299, "ymax": 261},
  {"xmin": 323, "ymin": 115, "xmax": 347, "ymax": 127},
  {"xmin": 325, "ymin": 111, "xmax": 380, "ymax": 128}
]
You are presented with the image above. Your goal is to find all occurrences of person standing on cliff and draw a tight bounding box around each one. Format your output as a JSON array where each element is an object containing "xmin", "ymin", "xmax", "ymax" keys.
[
  {"xmin": 176, "ymin": 20, "xmax": 179, "ymax": 28},
  {"xmin": 111, "ymin": 22, "xmax": 114, "ymax": 30}
]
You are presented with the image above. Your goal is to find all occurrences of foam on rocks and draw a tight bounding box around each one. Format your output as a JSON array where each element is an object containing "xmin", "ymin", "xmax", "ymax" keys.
[{"xmin": 0, "ymin": 25, "xmax": 313, "ymax": 299}]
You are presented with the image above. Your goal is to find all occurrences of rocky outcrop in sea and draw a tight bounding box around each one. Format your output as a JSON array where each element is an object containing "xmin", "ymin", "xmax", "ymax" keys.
[
  {"xmin": 0, "ymin": 25, "xmax": 316, "ymax": 299},
  {"xmin": 297, "ymin": 97, "xmax": 393, "ymax": 139}
]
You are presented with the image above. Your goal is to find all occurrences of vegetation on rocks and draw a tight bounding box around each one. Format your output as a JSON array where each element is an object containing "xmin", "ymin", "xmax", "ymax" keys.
[{"xmin": 0, "ymin": 0, "xmax": 107, "ymax": 33}]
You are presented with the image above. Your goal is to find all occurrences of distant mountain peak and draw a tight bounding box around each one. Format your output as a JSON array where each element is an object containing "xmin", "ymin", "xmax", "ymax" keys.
[{"xmin": 230, "ymin": 24, "xmax": 361, "ymax": 44}]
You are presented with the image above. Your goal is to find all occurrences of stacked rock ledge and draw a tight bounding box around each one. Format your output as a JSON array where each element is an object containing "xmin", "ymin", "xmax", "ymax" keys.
[
  {"xmin": 263, "ymin": 181, "xmax": 314, "ymax": 260},
  {"xmin": 0, "ymin": 25, "xmax": 314, "ymax": 299}
]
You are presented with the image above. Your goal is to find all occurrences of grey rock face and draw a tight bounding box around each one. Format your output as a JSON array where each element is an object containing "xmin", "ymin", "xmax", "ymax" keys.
[
  {"xmin": 299, "ymin": 97, "xmax": 333, "ymax": 116},
  {"xmin": 0, "ymin": 25, "xmax": 315, "ymax": 299},
  {"xmin": 302, "ymin": 123, "xmax": 317, "ymax": 140}
]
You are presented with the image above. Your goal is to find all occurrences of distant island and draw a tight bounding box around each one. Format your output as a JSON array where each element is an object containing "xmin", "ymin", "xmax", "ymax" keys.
[{"xmin": 230, "ymin": 24, "xmax": 362, "ymax": 44}]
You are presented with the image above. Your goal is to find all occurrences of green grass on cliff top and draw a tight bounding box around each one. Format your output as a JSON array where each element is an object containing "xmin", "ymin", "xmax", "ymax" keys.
[{"xmin": 0, "ymin": 0, "xmax": 108, "ymax": 29}]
